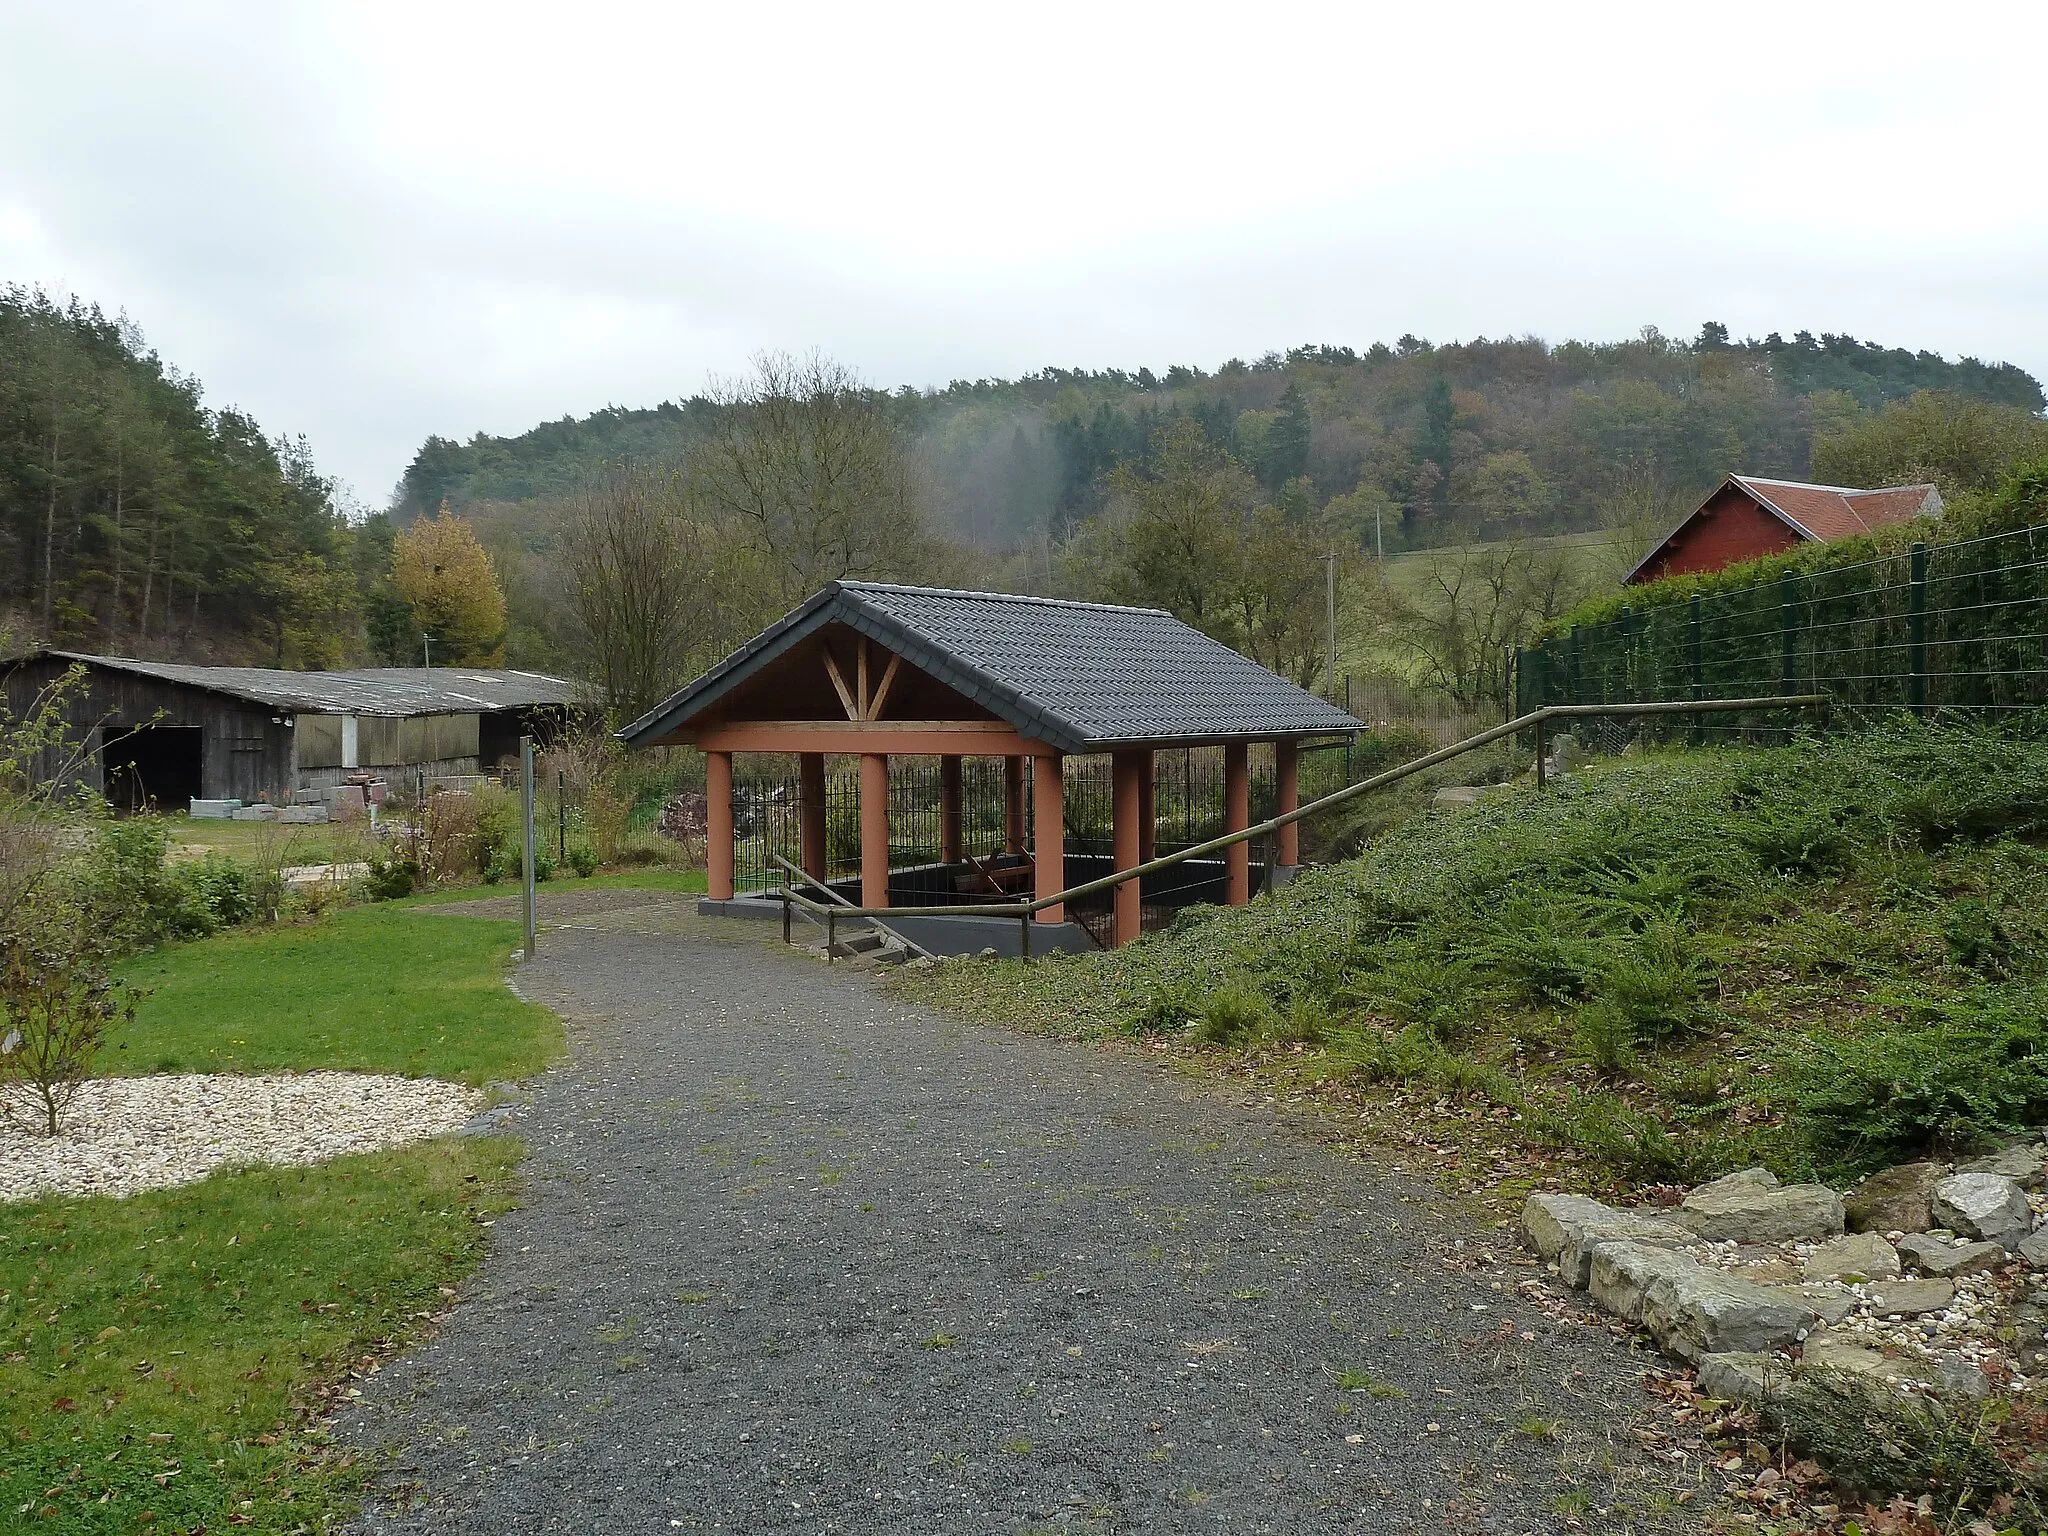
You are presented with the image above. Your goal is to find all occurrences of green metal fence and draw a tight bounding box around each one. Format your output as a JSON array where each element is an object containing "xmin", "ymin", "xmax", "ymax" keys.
[{"xmin": 1516, "ymin": 523, "xmax": 2048, "ymax": 737}]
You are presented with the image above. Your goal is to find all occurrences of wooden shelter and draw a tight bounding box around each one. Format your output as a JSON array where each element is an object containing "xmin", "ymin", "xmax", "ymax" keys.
[{"xmin": 620, "ymin": 583, "xmax": 1362, "ymax": 948}]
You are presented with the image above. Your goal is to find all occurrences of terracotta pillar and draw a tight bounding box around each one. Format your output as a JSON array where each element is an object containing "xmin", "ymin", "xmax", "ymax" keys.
[
  {"xmin": 1112, "ymin": 749, "xmax": 1144, "ymax": 947},
  {"xmin": 860, "ymin": 752, "xmax": 890, "ymax": 910},
  {"xmin": 1274, "ymin": 739, "xmax": 1299, "ymax": 868},
  {"xmin": 940, "ymin": 756, "xmax": 964, "ymax": 864},
  {"xmin": 798, "ymin": 752, "xmax": 827, "ymax": 881},
  {"xmin": 1136, "ymin": 748, "xmax": 1157, "ymax": 861},
  {"xmin": 1003, "ymin": 755, "xmax": 1027, "ymax": 854},
  {"xmin": 1032, "ymin": 753, "xmax": 1065, "ymax": 923},
  {"xmin": 705, "ymin": 750, "xmax": 734, "ymax": 901},
  {"xmin": 1223, "ymin": 741, "xmax": 1250, "ymax": 906}
]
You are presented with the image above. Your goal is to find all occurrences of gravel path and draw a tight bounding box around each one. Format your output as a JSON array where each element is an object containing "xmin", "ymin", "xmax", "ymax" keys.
[{"xmin": 341, "ymin": 909, "xmax": 1695, "ymax": 1535}]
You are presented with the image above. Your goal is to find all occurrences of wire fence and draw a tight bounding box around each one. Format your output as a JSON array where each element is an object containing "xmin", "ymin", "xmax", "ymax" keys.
[{"xmin": 1515, "ymin": 523, "xmax": 2048, "ymax": 743}]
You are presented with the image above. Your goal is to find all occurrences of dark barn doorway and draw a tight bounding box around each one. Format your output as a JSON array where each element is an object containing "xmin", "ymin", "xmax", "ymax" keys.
[{"xmin": 103, "ymin": 725, "xmax": 203, "ymax": 811}]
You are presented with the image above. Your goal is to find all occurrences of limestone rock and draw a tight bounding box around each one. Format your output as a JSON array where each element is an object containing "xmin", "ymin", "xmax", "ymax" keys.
[
  {"xmin": 1697, "ymin": 1351, "xmax": 1788, "ymax": 1406},
  {"xmin": 1641, "ymin": 1265, "xmax": 1822, "ymax": 1363},
  {"xmin": 1959, "ymin": 1145, "xmax": 2045, "ymax": 1190},
  {"xmin": 1897, "ymin": 1232, "xmax": 2006, "ymax": 1279},
  {"xmin": 1676, "ymin": 1181, "xmax": 1845, "ymax": 1244},
  {"xmin": 1587, "ymin": 1240, "xmax": 1697, "ymax": 1323},
  {"xmin": 1802, "ymin": 1328, "xmax": 1903, "ymax": 1386},
  {"xmin": 1521, "ymin": 1194, "xmax": 1614, "ymax": 1264},
  {"xmin": 1844, "ymin": 1162, "xmax": 1941, "ymax": 1235},
  {"xmin": 2018, "ymin": 1230, "xmax": 2048, "ymax": 1268},
  {"xmin": 1775, "ymin": 1284, "xmax": 1858, "ymax": 1326},
  {"xmin": 1803, "ymin": 1231, "xmax": 1902, "ymax": 1284},
  {"xmin": 1933, "ymin": 1355, "xmax": 1990, "ymax": 1405},
  {"xmin": 1865, "ymin": 1278, "xmax": 1955, "ymax": 1317},
  {"xmin": 1558, "ymin": 1212, "xmax": 1691, "ymax": 1289},
  {"xmin": 1931, "ymin": 1172, "xmax": 2033, "ymax": 1248},
  {"xmin": 1690, "ymin": 1167, "xmax": 1780, "ymax": 1201}
]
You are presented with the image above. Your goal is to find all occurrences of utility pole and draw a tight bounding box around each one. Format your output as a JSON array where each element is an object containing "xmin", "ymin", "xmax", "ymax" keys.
[
  {"xmin": 421, "ymin": 633, "xmax": 433, "ymax": 667},
  {"xmin": 1322, "ymin": 550, "xmax": 1338, "ymax": 700},
  {"xmin": 1375, "ymin": 506, "xmax": 1384, "ymax": 562}
]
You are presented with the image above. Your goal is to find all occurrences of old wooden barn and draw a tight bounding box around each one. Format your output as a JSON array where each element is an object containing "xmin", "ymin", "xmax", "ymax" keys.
[{"xmin": 2, "ymin": 650, "xmax": 585, "ymax": 809}]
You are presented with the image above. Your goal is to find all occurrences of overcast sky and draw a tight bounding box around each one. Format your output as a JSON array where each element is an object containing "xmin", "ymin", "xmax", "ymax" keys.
[{"xmin": 5, "ymin": 2, "xmax": 2044, "ymax": 510}]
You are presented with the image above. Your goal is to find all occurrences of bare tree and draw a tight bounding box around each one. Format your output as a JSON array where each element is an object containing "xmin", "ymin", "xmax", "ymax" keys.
[
  {"xmin": 566, "ymin": 465, "xmax": 726, "ymax": 725},
  {"xmin": 690, "ymin": 352, "xmax": 933, "ymax": 607},
  {"xmin": 1377, "ymin": 540, "xmax": 1597, "ymax": 708}
]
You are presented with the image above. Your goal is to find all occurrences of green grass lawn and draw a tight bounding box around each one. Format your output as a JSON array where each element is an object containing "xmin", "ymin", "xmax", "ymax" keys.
[
  {"xmin": 1, "ymin": 1138, "xmax": 520, "ymax": 1534},
  {"xmin": 113, "ymin": 904, "xmax": 560, "ymax": 1083},
  {"xmin": 162, "ymin": 812, "xmax": 373, "ymax": 869},
  {"xmin": 4, "ymin": 899, "xmax": 565, "ymax": 1534}
]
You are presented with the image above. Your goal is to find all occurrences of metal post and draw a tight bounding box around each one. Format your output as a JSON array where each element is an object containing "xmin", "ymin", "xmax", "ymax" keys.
[
  {"xmin": 520, "ymin": 735, "xmax": 537, "ymax": 958},
  {"xmin": 1534, "ymin": 716, "xmax": 1547, "ymax": 790},
  {"xmin": 1779, "ymin": 571, "xmax": 1797, "ymax": 695},
  {"xmin": 827, "ymin": 908, "xmax": 836, "ymax": 963},
  {"xmin": 1909, "ymin": 541, "xmax": 1928, "ymax": 717},
  {"xmin": 781, "ymin": 878, "xmax": 792, "ymax": 947},
  {"xmin": 557, "ymin": 768, "xmax": 566, "ymax": 863},
  {"xmin": 1688, "ymin": 593, "xmax": 1704, "ymax": 747}
]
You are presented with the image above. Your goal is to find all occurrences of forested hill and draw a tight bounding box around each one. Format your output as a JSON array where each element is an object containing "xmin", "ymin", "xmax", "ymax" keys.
[
  {"xmin": 0, "ymin": 286, "xmax": 388, "ymax": 666},
  {"xmin": 396, "ymin": 325, "xmax": 2045, "ymax": 553}
]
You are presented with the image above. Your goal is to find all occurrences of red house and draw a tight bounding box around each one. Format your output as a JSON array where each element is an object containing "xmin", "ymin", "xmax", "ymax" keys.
[{"xmin": 1624, "ymin": 475, "xmax": 1942, "ymax": 586}]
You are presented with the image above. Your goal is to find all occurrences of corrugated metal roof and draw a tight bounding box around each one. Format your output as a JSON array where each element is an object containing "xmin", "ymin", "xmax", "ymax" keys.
[
  {"xmin": 30, "ymin": 652, "xmax": 584, "ymax": 716},
  {"xmin": 619, "ymin": 583, "xmax": 1363, "ymax": 754}
]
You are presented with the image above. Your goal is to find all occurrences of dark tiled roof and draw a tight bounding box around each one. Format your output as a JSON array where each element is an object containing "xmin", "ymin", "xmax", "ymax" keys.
[
  {"xmin": 619, "ymin": 583, "xmax": 1362, "ymax": 754},
  {"xmin": 29, "ymin": 652, "xmax": 584, "ymax": 716}
]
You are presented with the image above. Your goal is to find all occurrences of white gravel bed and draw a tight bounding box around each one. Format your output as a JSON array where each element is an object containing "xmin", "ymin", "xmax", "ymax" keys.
[{"xmin": 0, "ymin": 1072, "xmax": 486, "ymax": 1202}]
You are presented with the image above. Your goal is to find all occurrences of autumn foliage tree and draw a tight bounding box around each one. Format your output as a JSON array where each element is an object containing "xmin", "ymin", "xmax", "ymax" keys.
[{"xmin": 392, "ymin": 503, "xmax": 508, "ymax": 665}]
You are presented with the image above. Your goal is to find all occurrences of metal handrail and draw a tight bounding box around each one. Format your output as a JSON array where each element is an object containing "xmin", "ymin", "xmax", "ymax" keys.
[
  {"xmin": 748, "ymin": 695, "xmax": 1828, "ymax": 958},
  {"xmin": 767, "ymin": 851, "xmax": 932, "ymax": 962}
]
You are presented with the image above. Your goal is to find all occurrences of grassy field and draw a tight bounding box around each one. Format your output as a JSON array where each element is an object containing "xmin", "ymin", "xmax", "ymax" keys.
[
  {"xmin": 162, "ymin": 812, "xmax": 373, "ymax": 869},
  {"xmin": 3, "ymin": 902, "xmax": 561, "ymax": 1534},
  {"xmin": 901, "ymin": 720, "xmax": 2048, "ymax": 1202},
  {"xmin": 113, "ymin": 904, "xmax": 560, "ymax": 1083}
]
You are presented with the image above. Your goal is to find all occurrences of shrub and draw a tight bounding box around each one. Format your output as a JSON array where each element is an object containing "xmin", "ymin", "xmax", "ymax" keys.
[
  {"xmin": 1359, "ymin": 952, "xmax": 1481, "ymax": 1044},
  {"xmin": 585, "ymin": 780, "xmax": 631, "ymax": 865},
  {"xmin": 1130, "ymin": 982, "xmax": 1198, "ymax": 1036},
  {"xmin": 1789, "ymin": 987, "xmax": 2048, "ymax": 1169},
  {"xmin": 173, "ymin": 850, "xmax": 266, "ymax": 931},
  {"xmin": 1769, "ymin": 1370, "xmax": 2048, "ymax": 1522},
  {"xmin": 1453, "ymin": 891, "xmax": 1603, "ymax": 1003},
  {"xmin": 1271, "ymin": 994, "xmax": 1335, "ymax": 1046},
  {"xmin": 1571, "ymin": 998, "xmax": 1637, "ymax": 1076},
  {"xmin": 1944, "ymin": 896, "xmax": 2013, "ymax": 974},
  {"xmin": 365, "ymin": 855, "xmax": 419, "ymax": 901},
  {"xmin": 1193, "ymin": 983, "xmax": 1272, "ymax": 1045},
  {"xmin": 1591, "ymin": 918, "xmax": 1714, "ymax": 1045},
  {"xmin": 0, "ymin": 905, "xmax": 140, "ymax": 1135},
  {"xmin": 568, "ymin": 844, "xmax": 598, "ymax": 878}
]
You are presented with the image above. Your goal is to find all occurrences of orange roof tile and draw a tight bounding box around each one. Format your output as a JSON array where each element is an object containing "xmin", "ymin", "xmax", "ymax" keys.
[{"xmin": 1733, "ymin": 477, "xmax": 1940, "ymax": 541}]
